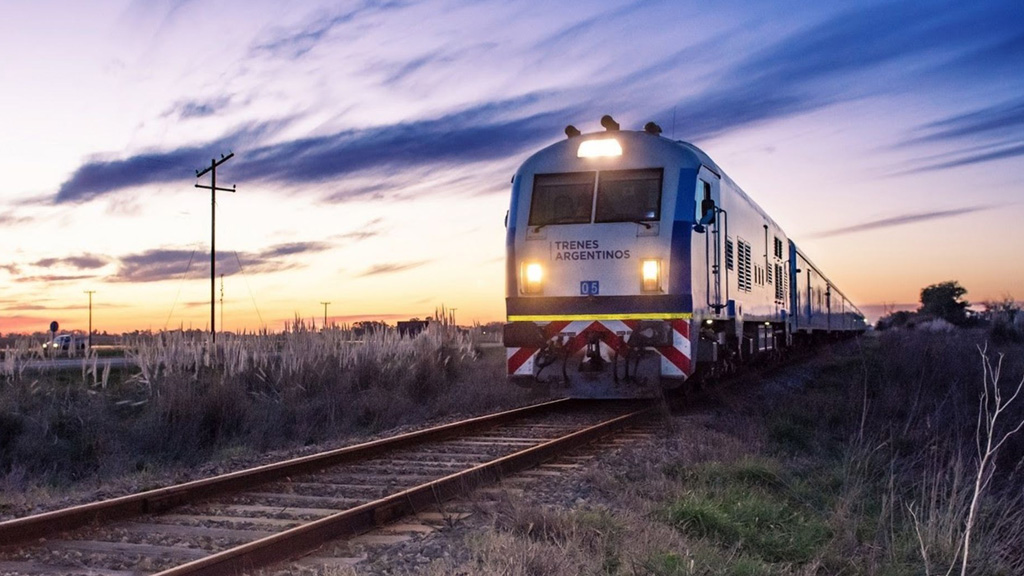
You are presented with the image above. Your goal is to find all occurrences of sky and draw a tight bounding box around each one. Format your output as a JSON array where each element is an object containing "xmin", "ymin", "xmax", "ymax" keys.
[{"xmin": 1, "ymin": 0, "xmax": 1022, "ymax": 334}]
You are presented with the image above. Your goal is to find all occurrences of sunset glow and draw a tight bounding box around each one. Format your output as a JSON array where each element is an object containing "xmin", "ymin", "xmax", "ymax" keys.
[{"xmin": 1, "ymin": 1, "xmax": 1021, "ymax": 334}]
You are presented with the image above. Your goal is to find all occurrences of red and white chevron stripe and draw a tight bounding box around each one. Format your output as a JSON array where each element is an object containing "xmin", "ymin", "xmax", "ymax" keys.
[{"xmin": 506, "ymin": 318, "xmax": 691, "ymax": 378}]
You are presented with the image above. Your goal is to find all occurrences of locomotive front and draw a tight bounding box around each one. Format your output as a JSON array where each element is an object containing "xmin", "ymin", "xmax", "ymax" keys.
[{"xmin": 503, "ymin": 118, "xmax": 699, "ymax": 397}]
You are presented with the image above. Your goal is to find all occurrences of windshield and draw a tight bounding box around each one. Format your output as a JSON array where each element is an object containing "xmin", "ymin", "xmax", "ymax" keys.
[
  {"xmin": 594, "ymin": 168, "xmax": 662, "ymax": 223},
  {"xmin": 528, "ymin": 172, "xmax": 595, "ymax": 227}
]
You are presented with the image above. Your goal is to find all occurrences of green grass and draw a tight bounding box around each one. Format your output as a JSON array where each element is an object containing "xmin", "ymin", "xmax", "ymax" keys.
[
  {"xmin": 637, "ymin": 548, "xmax": 778, "ymax": 576},
  {"xmin": 665, "ymin": 458, "xmax": 831, "ymax": 565}
]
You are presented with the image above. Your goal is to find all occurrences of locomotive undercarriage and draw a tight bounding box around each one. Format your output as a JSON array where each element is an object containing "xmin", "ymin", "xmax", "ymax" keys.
[
  {"xmin": 505, "ymin": 320, "xmax": 680, "ymax": 399},
  {"xmin": 692, "ymin": 319, "xmax": 787, "ymax": 384}
]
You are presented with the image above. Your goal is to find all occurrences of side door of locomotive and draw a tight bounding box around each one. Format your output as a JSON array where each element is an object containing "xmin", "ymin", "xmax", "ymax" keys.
[{"xmin": 696, "ymin": 167, "xmax": 724, "ymax": 313}]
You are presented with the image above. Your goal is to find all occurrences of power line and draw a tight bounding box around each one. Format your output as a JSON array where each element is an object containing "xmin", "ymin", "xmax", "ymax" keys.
[
  {"xmin": 163, "ymin": 247, "xmax": 198, "ymax": 331},
  {"xmin": 233, "ymin": 250, "xmax": 266, "ymax": 330}
]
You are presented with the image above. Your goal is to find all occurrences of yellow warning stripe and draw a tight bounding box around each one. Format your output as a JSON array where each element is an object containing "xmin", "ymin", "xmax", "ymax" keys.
[{"xmin": 507, "ymin": 312, "xmax": 693, "ymax": 322}]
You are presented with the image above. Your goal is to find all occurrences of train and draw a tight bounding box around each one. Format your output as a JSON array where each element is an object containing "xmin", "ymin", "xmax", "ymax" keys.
[{"xmin": 503, "ymin": 115, "xmax": 866, "ymax": 397}]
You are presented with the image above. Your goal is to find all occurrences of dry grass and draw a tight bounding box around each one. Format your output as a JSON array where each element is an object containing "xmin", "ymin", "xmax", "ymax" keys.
[
  {"xmin": 385, "ymin": 330, "xmax": 1024, "ymax": 576},
  {"xmin": 0, "ymin": 318, "xmax": 534, "ymax": 495},
  {"xmin": 5, "ymin": 326, "xmax": 1022, "ymax": 575}
]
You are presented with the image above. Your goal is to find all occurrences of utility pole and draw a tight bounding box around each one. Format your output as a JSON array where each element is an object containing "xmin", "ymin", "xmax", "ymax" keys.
[
  {"xmin": 220, "ymin": 274, "xmax": 224, "ymax": 334},
  {"xmin": 84, "ymin": 290, "xmax": 95, "ymax": 350},
  {"xmin": 195, "ymin": 153, "xmax": 236, "ymax": 344},
  {"xmin": 321, "ymin": 301, "xmax": 331, "ymax": 329}
]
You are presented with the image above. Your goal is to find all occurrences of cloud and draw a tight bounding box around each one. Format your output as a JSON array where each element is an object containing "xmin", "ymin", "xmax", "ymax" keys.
[
  {"xmin": 0, "ymin": 264, "xmax": 21, "ymax": 275},
  {"xmin": 14, "ymin": 274, "xmax": 98, "ymax": 283},
  {"xmin": 253, "ymin": 1, "xmax": 408, "ymax": 60},
  {"xmin": 338, "ymin": 231, "xmax": 380, "ymax": 243},
  {"xmin": 931, "ymin": 26, "xmax": 1024, "ymax": 79},
  {"xmin": 261, "ymin": 242, "xmax": 332, "ymax": 258},
  {"xmin": 322, "ymin": 181, "xmax": 395, "ymax": 203},
  {"xmin": 112, "ymin": 241, "xmax": 332, "ymax": 283},
  {"xmin": 805, "ymin": 206, "xmax": 992, "ymax": 239},
  {"xmin": 665, "ymin": 3, "xmax": 1020, "ymax": 141},
  {"xmin": 357, "ymin": 260, "xmax": 430, "ymax": 277},
  {"xmin": 55, "ymin": 97, "xmax": 573, "ymax": 204},
  {"xmin": 377, "ymin": 50, "xmax": 450, "ymax": 86},
  {"xmin": 33, "ymin": 255, "xmax": 110, "ymax": 270},
  {"xmin": 165, "ymin": 96, "xmax": 233, "ymax": 119},
  {"xmin": 1, "ymin": 301, "xmax": 123, "ymax": 312},
  {"xmin": 898, "ymin": 97, "xmax": 1024, "ymax": 172},
  {"xmin": 55, "ymin": 121, "xmax": 288, "ymax": 203},
  {"xmin": 239, "ymin": 97, "xmax": 568, "ymax": 184},
  {"xmin": 332, "ymin": 217, "xmax": 385, "ymax": 244},
  {"xmin": 0, "ymin": 213, "xmax": 33, "ymax": 226},
  {"xmin": 0, "ymin": 303, "xmax": 50, "ymax": 311},
  {"xmin": 907, "ymin": 143, "xmax": 1024, "ymax": 173},
  {"xmin": 50, "ymin": 2, "xmax": 1023, "ymax": 211},
  {"xmin": 57, "ymin": 147, "xmax": 209, "ymax": 204},
  {"xmin": 909, "ymin": 97, "xmax": 1024, "ymax": 144},
  {"xmin": 182, "ymin": 300, "xmax": 214, "ymax": 309}
]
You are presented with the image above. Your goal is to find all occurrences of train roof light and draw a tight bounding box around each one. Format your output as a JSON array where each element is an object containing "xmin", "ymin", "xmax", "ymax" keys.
[{"xmin": 577, "ymin": 138, "xmax": 622, "ymax": 158}]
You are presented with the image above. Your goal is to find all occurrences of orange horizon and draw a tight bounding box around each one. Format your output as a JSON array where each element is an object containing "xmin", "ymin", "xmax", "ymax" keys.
[{"xmin": 4, "ymin": 301, "xmax": 956, "ymax": 336}]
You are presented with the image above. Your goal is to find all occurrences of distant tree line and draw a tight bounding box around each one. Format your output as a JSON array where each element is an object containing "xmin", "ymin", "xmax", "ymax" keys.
[{"xmin": 877, "ymin": 280, "xmax": 1023, "ymax": 342}]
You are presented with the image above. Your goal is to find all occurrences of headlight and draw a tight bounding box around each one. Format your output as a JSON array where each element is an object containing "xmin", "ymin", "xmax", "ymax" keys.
[
  {"xmin": 523, "ymin": 262, "xmax": 543, "ymax": 294},
  {"xmin": 577, "ymin": 138, "xmax": 622, "ymax": 158},
  {"xmin": 641, "ymin": 259, "xmax": 661, "ymax": 292}
]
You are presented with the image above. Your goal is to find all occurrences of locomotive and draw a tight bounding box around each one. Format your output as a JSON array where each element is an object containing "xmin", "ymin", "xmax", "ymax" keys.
[{"xmin": 503, "ymin": 116, "xmax": 866, "ymax": 397}]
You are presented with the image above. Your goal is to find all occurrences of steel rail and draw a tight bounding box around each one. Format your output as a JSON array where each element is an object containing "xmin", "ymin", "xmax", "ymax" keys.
[
  {"xmin": 154, "ymin": 405, "xmax": 655, "ymax": 575},
  {"xmin": 0, "ymin": 398, "xmax": 574, "ymax": 545}
]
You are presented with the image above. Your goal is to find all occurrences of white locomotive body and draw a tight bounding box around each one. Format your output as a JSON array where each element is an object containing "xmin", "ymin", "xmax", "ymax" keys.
[{"xmin": 503, "ymin": 117, "xmax": 865, "ymax": 397}]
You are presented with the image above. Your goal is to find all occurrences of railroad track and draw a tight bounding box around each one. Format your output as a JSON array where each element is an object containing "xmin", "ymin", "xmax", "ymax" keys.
[{"xmin": 0, "ymin": 398, "xmax": 655, "ymax": 575}]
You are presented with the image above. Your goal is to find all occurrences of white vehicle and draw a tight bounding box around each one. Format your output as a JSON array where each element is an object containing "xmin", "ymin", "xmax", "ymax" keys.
[{"xmin": 46, "ymin": 334, "xmax": 87, "ymax": 354}]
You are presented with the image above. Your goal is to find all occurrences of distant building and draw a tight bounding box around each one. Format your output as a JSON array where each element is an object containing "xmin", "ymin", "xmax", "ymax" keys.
[{"xmin": 397, "ymin": 319, "xmax": 430, "ymax": 338}]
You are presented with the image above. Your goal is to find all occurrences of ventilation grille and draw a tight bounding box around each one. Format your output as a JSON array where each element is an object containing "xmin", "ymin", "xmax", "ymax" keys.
[
  {"xmin": 784, "ymin": 269, "xmax": 789, "ymax": 305},
  {"xmin": 726, "ymin": 238, "xmax": 734, "ymax": 271},
  {"xmin": 775, "ymin": 263, "xmax": 784, "ymax": 301},
  {"xmin": 737, "ymin": 239, "xmax": 752, "ymax": 292}
]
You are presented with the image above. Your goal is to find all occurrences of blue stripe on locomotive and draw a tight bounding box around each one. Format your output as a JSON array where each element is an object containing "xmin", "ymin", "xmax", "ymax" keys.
[
  {"xmin": 505, "ymin": 175, "xmax": 521, "ymax": 296},
  {"xmin": 669, "ymin": 167, "xmax": 698, "ymax": 312}
]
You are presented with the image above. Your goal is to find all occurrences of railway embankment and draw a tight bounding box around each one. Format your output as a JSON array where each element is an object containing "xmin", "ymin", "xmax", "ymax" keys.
[
  {"xmin": 3, "ymin": 326, "xmax": 1023, "ymax": 574},
  {"xmin": 368, "ymin": 328, "xmax": 1024, "ymax": 575}
]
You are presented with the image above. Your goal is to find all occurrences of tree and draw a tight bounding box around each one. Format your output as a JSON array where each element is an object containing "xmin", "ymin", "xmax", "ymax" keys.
[
  {"xmin": 353, "ymin": 320, "xmax": 390, "ymax": 338},
  {"xmin": 919, "ymin": 280, "xmax": 969, "ymax": 325}
]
